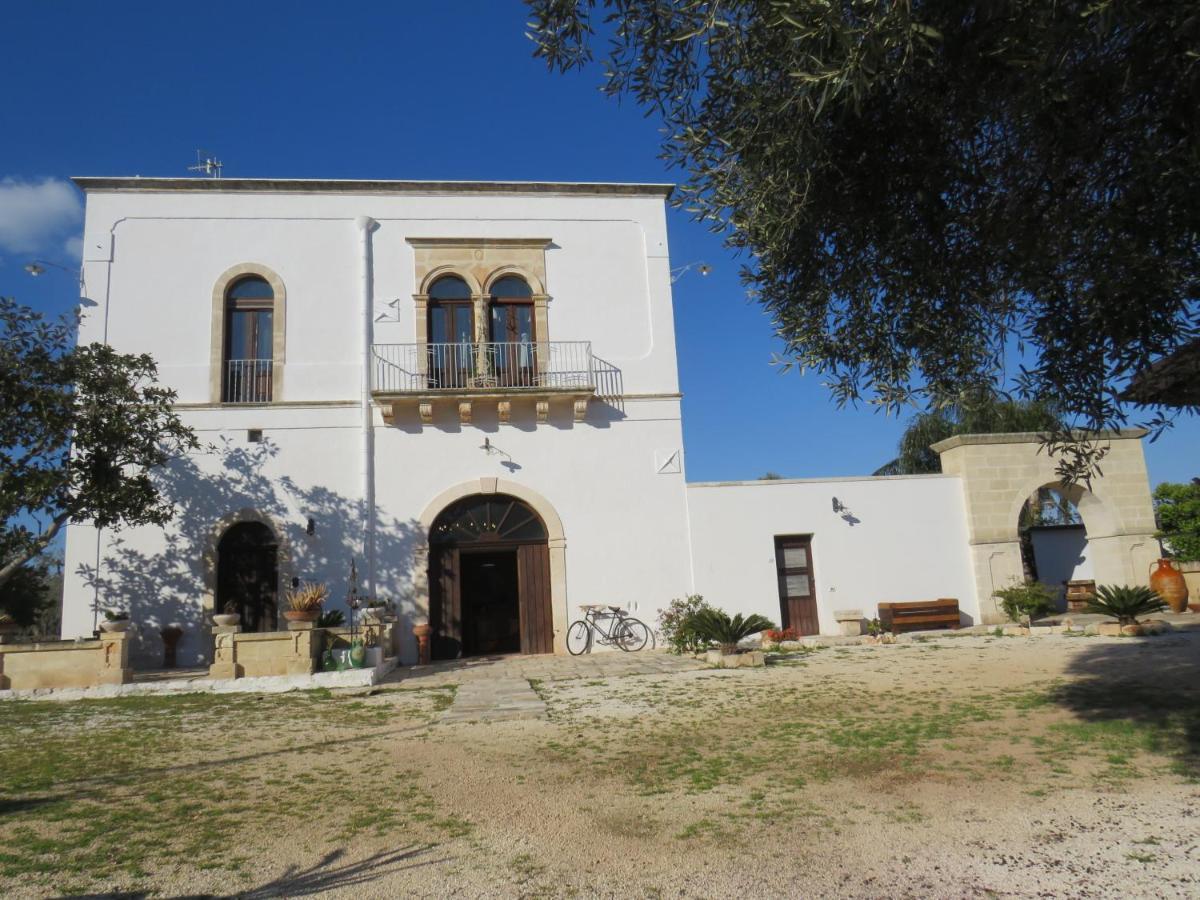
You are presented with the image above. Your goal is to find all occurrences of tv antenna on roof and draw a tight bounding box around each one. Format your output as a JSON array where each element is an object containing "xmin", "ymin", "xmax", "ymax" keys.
[{"xmin": 187, "ymin": 150, "xmax": 223, "ymax": 179}]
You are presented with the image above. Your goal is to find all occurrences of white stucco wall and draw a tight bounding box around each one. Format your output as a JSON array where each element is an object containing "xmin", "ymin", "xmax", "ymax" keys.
[
  {"xmin": 686, "ymin": 475, "xmax": 981, "ymax": 634},
  {"xmin": 1029, "ymin": 526, "xmax": 1093, "ymax": 589}
]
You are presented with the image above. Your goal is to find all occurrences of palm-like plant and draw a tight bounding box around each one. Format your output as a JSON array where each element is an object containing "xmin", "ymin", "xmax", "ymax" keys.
[
  {"xmin": 1084, "ymin": 584, "xmax": 1167, "ymax": 625},
  {"xmin": 687, "ymin": 608, "xmax": 775, "ymax": 654}
]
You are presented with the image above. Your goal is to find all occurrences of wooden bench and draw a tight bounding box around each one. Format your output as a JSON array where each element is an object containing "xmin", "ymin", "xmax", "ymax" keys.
[{"xmin": 877, "ymin": 599, "xmax": 960, "ymax": 634}]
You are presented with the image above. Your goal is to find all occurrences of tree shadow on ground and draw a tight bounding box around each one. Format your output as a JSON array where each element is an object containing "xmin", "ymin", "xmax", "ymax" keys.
[
  {"xmin": 1053, "ymin": 634, "xmax": 1200, "ymax": 775},
  {"xmin": 76, "ymin": 438, "xmax": 424, "ymax": 667},
  {"xmin": 62, "ymin": 844, "xmax": 447, "ymax": 900}
]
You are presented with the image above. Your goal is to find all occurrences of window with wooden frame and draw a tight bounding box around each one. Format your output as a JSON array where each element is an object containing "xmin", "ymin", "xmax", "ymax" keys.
[
  {"xmin": 488, "ymin": 275, "xmax": 536, "ymax": 386},
  {"xmin": 223, "ymin": 276, "xmax": 275, "ymax": 402},
  {"xmin": 427, "ymin": 275, "xmax": 475, "ymax": 388}
]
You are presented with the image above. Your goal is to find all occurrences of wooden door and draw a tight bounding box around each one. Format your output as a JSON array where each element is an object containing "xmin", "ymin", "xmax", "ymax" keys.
[
  {"xmin": 216, "ymin": 522, "xmax": 278, "ymax": 633},
  {"xmin": 517, "ymin": 543, "xmax": 553, "ymax": 654},
  {"xmin": 775, "ymin": 536, "xmax": 818, "ymax": 635},
  {"xmin": 430, "ymin": 546, "xmax": 463, "ymax": 659}
]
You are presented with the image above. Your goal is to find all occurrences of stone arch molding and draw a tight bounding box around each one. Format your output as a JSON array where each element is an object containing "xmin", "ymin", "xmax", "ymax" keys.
[
  {"xmin": 414, "ymin": 477, "xmax": 569, "ymax": 654},
  {"xmin": 201, "ymin": 508, "xmax": 294, "ymax": 617},
  {"xmin": 209, "ymin": 262, "xmax": 287, "ymax": 404},
  {"xmin": 1004, "ymin": 477, "xmax": 1123, "ymax": 542},
  {"xmin": 483, "ymin": 264, "xmax": 546, "ymax": 297},
  {"xmin": 419, "ymin": 265, "xmax": 483, "ymax": 297}
]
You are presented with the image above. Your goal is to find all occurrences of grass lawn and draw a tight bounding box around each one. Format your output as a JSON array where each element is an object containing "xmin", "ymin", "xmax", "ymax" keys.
[{"xmin": 1, "ymin": 634, "xmax": 1198, "ymax": 898}]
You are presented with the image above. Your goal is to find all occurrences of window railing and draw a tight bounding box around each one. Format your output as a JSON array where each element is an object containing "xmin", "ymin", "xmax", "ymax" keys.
[
  {"xmin": 372, "ymin": 342, "xmax": 596, "ymax": 393},
  {"xmin": 223, "ymin": 359, "xmax": 273, "ymax": 403}
]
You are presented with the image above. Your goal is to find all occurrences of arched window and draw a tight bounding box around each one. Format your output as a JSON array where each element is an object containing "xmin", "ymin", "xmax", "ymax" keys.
[
  {"xmin": 427, "ymin": 275, "xmax": 475, "ymax": 388},
  {"xmin": 488, "ymin": 276, "xmax": 535, "ymax": 386},
  {"xmin": 224, "ymin": 276, "xmax": 274, "ymax": 402},
  {"xmin": 431, "ymin": 494, "xmax": 549, "ymax": 545}
]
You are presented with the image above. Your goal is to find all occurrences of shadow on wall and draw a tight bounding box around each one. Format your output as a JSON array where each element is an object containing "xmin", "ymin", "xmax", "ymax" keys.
[
  {"xmin": 1052, "ymin": 637, "xmax": 1200, "ymax": 778},
  {"xmin": 76, "ymin": 438, "xmax": 424, "ymax": 669}
]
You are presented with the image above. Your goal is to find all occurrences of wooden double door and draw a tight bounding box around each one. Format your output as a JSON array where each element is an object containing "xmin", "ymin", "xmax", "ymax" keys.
[
  {"xmin": 430, "ymin": 543, "xmax": 553, "ymax": 659},
  {"xmin": 774, "ymin": 535, "xmax": 818, "ymax": 635},
  {"xmin": 215, "ymin": 522, "xmax": 278, "ymax": 632}
]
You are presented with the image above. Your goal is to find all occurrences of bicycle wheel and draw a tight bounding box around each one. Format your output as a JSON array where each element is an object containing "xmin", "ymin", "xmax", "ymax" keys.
[
  {"xmin": 614, "ymin": 617, "xmax": 650, "ymax": 652},
  {"xmin": 566, "ymin": 620, "xmax": 592, "ymax": 656}
]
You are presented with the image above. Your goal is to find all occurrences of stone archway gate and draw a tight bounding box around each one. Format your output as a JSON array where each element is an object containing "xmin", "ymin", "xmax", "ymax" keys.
[{"xmin": 934, "ymin": 430, "xmax": 1160, "ymax": 625}]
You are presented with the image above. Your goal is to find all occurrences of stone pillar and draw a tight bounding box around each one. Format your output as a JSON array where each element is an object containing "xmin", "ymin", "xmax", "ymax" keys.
[
  {"xmin": 285, "ymin": 627, "xmax": 322, "ymax": 676},
  {"xmin": 208, "ymin": 625, "xmax": 242, "ymax": 680},
  {"xmin": 0, "ymin": 650, "xmax": 8, "ymax": 690},
  {"xmin": 549, "ymin": 538, "xmax": 568, "ymax": 653},
  {"xmin": 98, "ymin": 631, "xmax": 133, "ymax": 685}
]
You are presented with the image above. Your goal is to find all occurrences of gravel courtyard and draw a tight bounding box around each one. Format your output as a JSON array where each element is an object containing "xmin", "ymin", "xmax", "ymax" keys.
[{"xmin": 1, "ymin": 631, "xmax": 1197, "ymax": 898}]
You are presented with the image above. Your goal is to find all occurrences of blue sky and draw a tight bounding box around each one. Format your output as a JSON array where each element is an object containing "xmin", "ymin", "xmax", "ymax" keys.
[{"xmin": 1, "ymin": 0, "xmax": 1195, "ymax": 487}]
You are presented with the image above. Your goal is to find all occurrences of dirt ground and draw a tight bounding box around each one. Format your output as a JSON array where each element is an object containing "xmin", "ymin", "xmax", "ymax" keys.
[{"xmin": 1, "ymin": 631, "xmax": 1198, "ymax": 898}]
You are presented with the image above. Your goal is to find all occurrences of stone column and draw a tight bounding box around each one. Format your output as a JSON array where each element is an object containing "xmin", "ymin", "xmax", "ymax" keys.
[
  {"xmin": 0, "ymin": 651, "xmax": 8, "ymax": 690},
  {"xmin": 98, "ymin": 631, "xmax": 133, "ymax": 685},
  {"xmin": 285, "ymin": 627, "xmax": 321, "ymax": 676},
  {"xmin": 208, "ymin": 625, "xmax": 242, "ymax": 680}
]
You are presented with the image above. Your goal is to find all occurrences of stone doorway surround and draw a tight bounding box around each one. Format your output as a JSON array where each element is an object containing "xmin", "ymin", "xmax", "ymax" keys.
[
  {"xmin": 934, "ymin": 430, "xmax": 1160, "ymax": 625},
  {"xmin": 415, "ymin": 478, "xmax": 568, "ymax": 654}
]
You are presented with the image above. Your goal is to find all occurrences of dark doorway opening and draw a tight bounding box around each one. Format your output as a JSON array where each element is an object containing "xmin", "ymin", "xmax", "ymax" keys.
[
  {"xmin": 774, "ymin": 535, "xmax": 818, "ymax": 636},
  {"xmin": 429, "ymin": 493, "xmax": 554, "ymax": 660},
  {"xmin": 460, "ymin": 550, "xmax": 520, "ymax": 656},
  {"xmin": 216, "ymin": 521, "xmax": 278, "ymax": 632}
]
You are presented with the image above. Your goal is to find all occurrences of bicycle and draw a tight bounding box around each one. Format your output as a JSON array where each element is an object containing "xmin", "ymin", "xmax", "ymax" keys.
[{"xmin": 566, "ymin": 604, "xmax": 651, "ymax": 655}]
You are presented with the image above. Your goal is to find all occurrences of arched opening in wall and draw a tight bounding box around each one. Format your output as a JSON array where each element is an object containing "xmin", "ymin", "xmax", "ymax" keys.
[
  {"xmin": 488, "ymin": 275, "xmax": 536, "ymax": 386},
  {"xmin": 1018, "ymin": 485, "xmax": 1089, "ymax": 608},
  {"xmin": 428, "ymin": 494, "xmax": 552, "ymax": 659},
  {"xmin": 216, "ymin": 521, "xmax": 279, "ymax": 632}
]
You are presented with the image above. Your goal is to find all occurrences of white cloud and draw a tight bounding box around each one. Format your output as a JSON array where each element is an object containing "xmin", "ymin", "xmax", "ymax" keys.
[
  {"xmin": 63, "ymin": 234, "xmax": 83, "ymax": 261},
  {"xmin": 0, "ymin": 177, "xmax": 83, "ymax": 255}
]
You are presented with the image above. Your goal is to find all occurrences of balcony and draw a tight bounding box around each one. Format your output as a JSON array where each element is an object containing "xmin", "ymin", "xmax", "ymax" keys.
[
  {"xmin": 223, "ymin": 359, "xmax": 273, "ymax": 404},
  {"xmin": 372, "ymin": 341, "xmax": 608, "ymax": 425}
]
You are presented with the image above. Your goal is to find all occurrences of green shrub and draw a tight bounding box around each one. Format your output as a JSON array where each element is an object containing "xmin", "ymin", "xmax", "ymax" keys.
[
  {"xmin": 656, "ymin": 594, "xmax": 711, "ymax": 654},
  {"xmin": 316, "ymin": 609, "xmax": 346, "ymax": 628},
  {"xmin": 688, "ymin": 608, "xmax": 775, "ymax": 654},
  {"xmin": 994, "ymin": 581, "xmax": 1057, "ymax": 623},
  {"xmin": 1085, "ymin": 584, "xmax": 1167, "ymax": 625}
]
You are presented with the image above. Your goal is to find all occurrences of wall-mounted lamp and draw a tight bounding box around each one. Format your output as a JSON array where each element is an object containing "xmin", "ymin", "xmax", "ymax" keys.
[
  {"xmin": 669, "ymin": 260, "xmax": 712, "ymax": 284},
  {"xmin": 291, "ymin": 576, "xmax": 300, "ymax": 589},
  {"xmin": 832, "ymin": 497, "xmax": 846, "ymax": 514},
  {"xmin": 305, "ymin": 517, "xmax": 316, "ymax": 536}
]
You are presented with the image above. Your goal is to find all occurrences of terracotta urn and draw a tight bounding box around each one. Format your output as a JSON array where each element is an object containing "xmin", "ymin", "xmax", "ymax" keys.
[
  {"xmin": 1149, "ymin": 559, "xmax": 1189, "ymax": 614},
  {"xmin": 412, "ymin": 621, "xmax": 432, "ymax": 665}
]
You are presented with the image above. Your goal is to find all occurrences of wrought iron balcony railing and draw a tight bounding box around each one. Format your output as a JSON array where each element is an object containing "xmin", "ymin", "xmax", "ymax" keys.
[
  {"xmin": 372, "ymin": 342, "xmax": 596, "ymax": 394},
  {"xmin": 223, "ymin": 359, "xmax": 273, "ymax": 403}
]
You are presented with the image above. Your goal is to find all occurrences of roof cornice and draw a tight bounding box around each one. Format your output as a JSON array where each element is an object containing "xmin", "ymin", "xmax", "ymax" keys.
[{"xmin": 70, "ymin": 177, "xmax": 674, "ymax": 199}]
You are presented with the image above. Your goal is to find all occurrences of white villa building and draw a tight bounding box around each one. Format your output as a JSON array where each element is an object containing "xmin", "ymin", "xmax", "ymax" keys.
[{"xmin": 59, "ymin": 177, "xmax": 1164, "ymax": 667}]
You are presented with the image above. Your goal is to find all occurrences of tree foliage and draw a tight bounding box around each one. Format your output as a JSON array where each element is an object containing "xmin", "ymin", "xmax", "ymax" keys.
[
  {"xmin": 0, "ymin": 297, "xmax": 199, "ymax": 589},
  {"xmin": 875, "ymin": 396, "xmax": 1062, "ymax": 474},
  {"xmin": 1153, "ymin": 479, "xmax": 1200, "ymax": 560},
  {"xmin": 527, "ymin": 1, "xmax": 1200, "ymax": 480}
]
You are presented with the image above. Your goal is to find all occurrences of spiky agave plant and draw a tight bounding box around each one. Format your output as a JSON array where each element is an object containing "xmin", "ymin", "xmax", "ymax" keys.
[
  {"xmin": 1085, "ymin": 585, "xmax": 1167, "ymax": 626},
  {"xmin": 688, "ymin": 608, "xmax": 776, "ymax": 654}
]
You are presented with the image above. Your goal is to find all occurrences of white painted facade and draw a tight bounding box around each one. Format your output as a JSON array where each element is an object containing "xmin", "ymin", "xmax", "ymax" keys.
[{"xmin": 58, "ymin": 178, "xmax": 1160, "ymax": 667}]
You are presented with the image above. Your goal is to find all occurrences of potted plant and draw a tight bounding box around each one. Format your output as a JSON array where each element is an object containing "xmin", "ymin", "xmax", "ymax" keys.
[
  {"xmin": 213, "ymin": 601, "xmax": 241, "ymax": 628},
  {"xmin": 100, "ymin": 609, "xmax": 131, "ymax": 633},
  {"xmin": 1085, "ymin": 584, "xmax": 1168, "ymax": 636},
  {"xmin": 862, "ymin": 618, "xmax": 895, "ymax": 645},
  {"xmin": 283, "ymin": 582, "xmax": 328, "ymax": 623}
]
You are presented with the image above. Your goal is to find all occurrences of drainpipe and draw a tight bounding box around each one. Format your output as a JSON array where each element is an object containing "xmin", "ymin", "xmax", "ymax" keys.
[{"xmin": 355, "ymin": 216, "xmax": 378, "ymax": 601}]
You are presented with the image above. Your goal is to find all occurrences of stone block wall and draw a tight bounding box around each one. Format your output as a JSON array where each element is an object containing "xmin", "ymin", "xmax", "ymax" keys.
[{"xmin": 0, "ymin": 632, "xmax": 132, "ymax": 691}]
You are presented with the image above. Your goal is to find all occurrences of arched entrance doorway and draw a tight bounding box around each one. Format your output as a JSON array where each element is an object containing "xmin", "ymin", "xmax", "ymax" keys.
[
  {"xmin": 428, "ymin": 494, "xmax": 553, "ymax": 659},
  {"xmin": 216, "ymin": 522, "xmax": 279, "ymax": 632},
  {"xmin": 1018, "ymin": 486, "xmax": 1090, "ymax": 610}
]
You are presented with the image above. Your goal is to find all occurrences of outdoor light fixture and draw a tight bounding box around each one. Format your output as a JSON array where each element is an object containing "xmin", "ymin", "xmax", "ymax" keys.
[
  {"xmin": 306, "ymin": 517, "xmax": 316, "ymax": 536},
  {"xmin": 24, "ymin": 262, "xmax": 45, "ymax": 277},
  {"xmin": 669, "ymin": 260, "xmax": 712, "ymax": 284},
  {"xmin": 832, "ymin": 497, "xmax": 846, "ymax": 513}
]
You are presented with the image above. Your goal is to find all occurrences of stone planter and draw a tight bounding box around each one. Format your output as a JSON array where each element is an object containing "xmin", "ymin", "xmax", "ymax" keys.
[
  {"xmin": 834, "ymin": 609, "xmax": 864, "ymax": 637},
  {"xmin": 100, "ymin": 619, "xmax": 131, "ymax": 633},
  {"xmin": 283, "ymin": 609, "xmax": 319, "ymax": 624},
  {"xmin": 212, "ymin": 613, "xmax": 241, "ymax": 628},
  {"xmin": 705, "ymin": 649, "xmax": 765, "ymax": 669}
]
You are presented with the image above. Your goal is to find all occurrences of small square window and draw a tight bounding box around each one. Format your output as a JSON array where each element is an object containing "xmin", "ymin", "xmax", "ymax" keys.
[{"xmin": 247, "ymin": 429, "xmax": 263, "ymax": 443}]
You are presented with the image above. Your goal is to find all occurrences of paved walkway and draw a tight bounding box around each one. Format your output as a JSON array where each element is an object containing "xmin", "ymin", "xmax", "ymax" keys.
[{"xmin": 380, "ymin": 650, "xmax": 706, "ymax": 724}]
